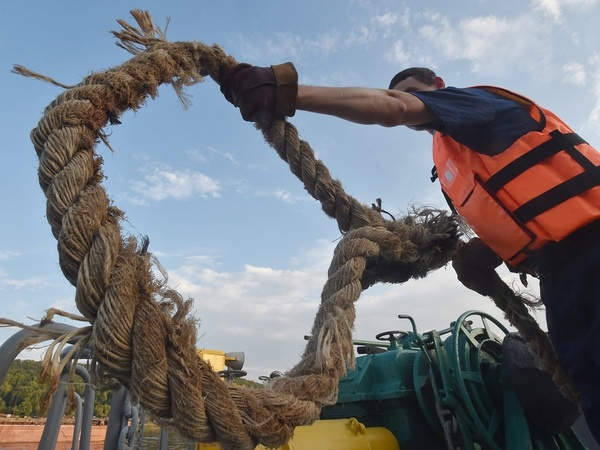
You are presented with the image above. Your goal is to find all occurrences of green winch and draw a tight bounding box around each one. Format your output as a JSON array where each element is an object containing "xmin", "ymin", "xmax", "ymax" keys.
[{"xmin": 315, "ymin": 310, "xmax": 588, "ymax": 450}]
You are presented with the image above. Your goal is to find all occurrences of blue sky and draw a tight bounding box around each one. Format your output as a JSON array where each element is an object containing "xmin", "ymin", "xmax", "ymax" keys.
[{"xmin": 1, "ymin": 0, "xmax": 599, "ymax": 382}]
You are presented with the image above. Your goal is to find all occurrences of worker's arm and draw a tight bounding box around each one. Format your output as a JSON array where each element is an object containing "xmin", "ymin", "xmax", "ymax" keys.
[
  {"xmin": 220, "ymin": 62, "xmax": 438, "ymax": 127},
  {"xmin": 296, "ymin": 85, "xmax": 438, "ymax": 127}
]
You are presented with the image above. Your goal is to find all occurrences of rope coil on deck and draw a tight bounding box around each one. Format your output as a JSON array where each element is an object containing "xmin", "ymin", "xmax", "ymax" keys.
[{"xmin": 3, "ymin": 9, "xmax": 576, "ymax": 448}]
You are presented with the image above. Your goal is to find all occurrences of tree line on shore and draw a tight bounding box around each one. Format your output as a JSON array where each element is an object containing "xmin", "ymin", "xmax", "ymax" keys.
[
  {"xmin": 1, "ymin": 359, "xmax": 263, "ymax": 418},
  {"xmin": 0, "ymin": 360, "xmax": 112, "ymax": 417}
]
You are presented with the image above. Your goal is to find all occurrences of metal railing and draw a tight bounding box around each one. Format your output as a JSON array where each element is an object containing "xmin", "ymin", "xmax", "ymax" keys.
[{"xmin": 0, "ymin": 323, "xmax": 197, "ymax": 450}]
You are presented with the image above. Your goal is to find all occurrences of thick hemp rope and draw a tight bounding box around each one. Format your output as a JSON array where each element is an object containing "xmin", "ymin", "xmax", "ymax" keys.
[
  {"xmin": 486, "ymin": 275, "xmax": 578, "ymax": 403},
  {"xmin": 2, "ymin": 9, "xmax": 573, "ymax": 448}
]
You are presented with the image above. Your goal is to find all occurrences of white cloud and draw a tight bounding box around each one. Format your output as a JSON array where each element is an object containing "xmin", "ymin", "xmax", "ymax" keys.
[
  {"xmin": 206, "ymin": 145, "xmax": 238, "ymax": 165},
  {"xmin": 582, "ymin": 55, "xmax": 600, "ymax": 134},
  {"xmin": 346, "ymin": 11, "xmax": 402, "ymax": 48},
  {"xmin": 371, "ymin": 12, "xmax": 398, "ymax": 40},
  {"xmin": 185, "ymin": 149, "xmax": 208, "ymax": 163},
  {"xmin": 355, "ymin": 266, "xmax": 543, "ymax": 338},
  {"xmin": 533, "ymin": 0, "xmax": 598, "ymax": 22},
  {"xmin": 585, "ymin": 104, "xmax": 600, "ymax": 133},
  {"xmin": 173, "ymin": 146, "xmax": 238, "ymax": 168},
  {"xmin": 389, "ymin": 41, "xmax": 411, "ymax": 66},
  {"xmin": 414, "ymin": 13, "xmax": 553, "ymax": 78},
  {"xmin": 0, "ymin": 250, "xmax": 19, "ymax": 260},
  {"xmin": 0, "ymin": 275, "xmax": 53, "ymax": 291},
  {"xmin": 150, "ymin": 236, "xmax": 543, "ymax": 381},
  {"xmin": 306, "ymin": 32, "xmax": 340, "ymax": 55},
  {"xmin": 273, "ymin": 188, "xmax": 306, "ymax": 203},
  {"xmin": 562, "ymin": 62, "xmax": 587, "ymax": 85},
  {"xmin": 131, "ymin": 165, "xmax": 220, "ymax": 202},
  {"xmin": 165, "ymin": 254, "xmax": 326, "ymax": 376},
  {"xmin": 399, "ymin": 6, "xmax": 412, "ymax": 28},
  {"xmin": 150, "ymin": 240, "xmax": 335, "ymax": 378},
  {"xmin": 345, "ymin": 26, "xmax": 374, "ymax": 47},
  {"xmin": 237, "ymin": 186, "xmax": 310, "ymax": 204},
  {"xmin": 289, "ymin": 239, "xmax": 337, "ymax": 269},
  {"xmin": 264, "ymin": 33, "xmax": 303, "ymax": 59},
  {"xmin": 49, "ymin": 297, "xmax": 79, "ymax": 314},
  {"xmin": 236, "ymin": 31, "xmax": 340, "ymax": 61},
  {"xmin": 535, "ymin": 0, "xmax": 563, "ymax": 20},
  {"xmin": 237, "ymin": 10, "xmax": 410, "ymax": 62},
  {"xmin": 374, "ymin": 12, "xmax": 398, "ymax": 28}
]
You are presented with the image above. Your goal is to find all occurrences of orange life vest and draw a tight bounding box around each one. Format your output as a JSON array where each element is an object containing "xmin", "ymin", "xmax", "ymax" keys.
[{"xmin": 433, "ymin": 86, "xmax": 600, "ymax": 268}]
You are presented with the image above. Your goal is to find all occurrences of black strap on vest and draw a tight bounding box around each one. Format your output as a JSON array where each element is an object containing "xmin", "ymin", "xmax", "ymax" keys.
[
  {"xmin": 515, "ymin": 170, "xmax": 600, "ymax": 223},
  {"xmin": 486, "ymin": 132, "xmax": 587, "ymax": 192},
  {"xmin": 485, "ymin": 130, "xmax": 600, "ymax": 223}
]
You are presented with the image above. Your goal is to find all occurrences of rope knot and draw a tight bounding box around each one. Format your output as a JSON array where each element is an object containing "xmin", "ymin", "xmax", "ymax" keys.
[{"xmin": 339, "ymin": 208, "xmax": 462, "ymax": 289}]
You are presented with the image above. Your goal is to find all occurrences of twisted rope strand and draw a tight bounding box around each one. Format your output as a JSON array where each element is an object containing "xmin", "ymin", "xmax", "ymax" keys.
[{"xmin": 488, "ymin": 279, "xmax": 579, "ymax": 402}]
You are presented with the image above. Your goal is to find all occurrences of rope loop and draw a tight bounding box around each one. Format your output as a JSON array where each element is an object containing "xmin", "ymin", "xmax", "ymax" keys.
[{"xmin": 2, "ymin": 9, "xmax": 568, "ymax": 448}]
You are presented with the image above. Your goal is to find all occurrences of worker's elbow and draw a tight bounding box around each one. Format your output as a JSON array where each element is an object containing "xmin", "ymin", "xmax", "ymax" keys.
[{"xmin": 380, "ymin": 103, "xmax": 407, "ymax": 127}]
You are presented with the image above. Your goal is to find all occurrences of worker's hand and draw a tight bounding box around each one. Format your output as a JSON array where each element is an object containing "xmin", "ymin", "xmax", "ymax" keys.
[
  {"xmin": 452, "ymin": 238, "xmax": 502, "ymax": 297},
  {"xmin": 220, "ymin": 62, "xmax": 298, "ymax": 121}
]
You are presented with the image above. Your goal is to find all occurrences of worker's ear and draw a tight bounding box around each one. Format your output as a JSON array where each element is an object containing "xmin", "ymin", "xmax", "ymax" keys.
[{"xmin": 434, "ymin": 77, "xmax": 445, "ymax": 89}]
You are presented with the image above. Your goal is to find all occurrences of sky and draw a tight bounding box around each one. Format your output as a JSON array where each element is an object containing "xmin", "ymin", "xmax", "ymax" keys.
[{"xmin": 1, "ymin": 0, "xmax": 599, "ymax": 383}]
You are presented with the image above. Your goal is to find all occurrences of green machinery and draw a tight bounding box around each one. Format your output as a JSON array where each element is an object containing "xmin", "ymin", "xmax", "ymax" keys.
[{"xmin": 315, "ymin": 310, "xmax": 592, "ymax": 450}]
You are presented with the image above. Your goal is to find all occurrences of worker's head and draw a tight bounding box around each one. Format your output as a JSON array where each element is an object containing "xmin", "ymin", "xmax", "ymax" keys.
[{"xmin": 388, "ymin": 67, "xmax": 445, "ymax": 92}]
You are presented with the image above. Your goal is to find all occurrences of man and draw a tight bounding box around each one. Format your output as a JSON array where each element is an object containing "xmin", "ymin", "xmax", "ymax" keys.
[{"xmin": 220, "ymin": 63, "xmax": 600, "ymax": 444}]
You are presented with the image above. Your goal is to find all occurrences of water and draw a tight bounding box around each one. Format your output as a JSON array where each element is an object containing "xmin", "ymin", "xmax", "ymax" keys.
[{"xmin": 138, "ymin": 426, "xmax": 194, "ymax": 450}]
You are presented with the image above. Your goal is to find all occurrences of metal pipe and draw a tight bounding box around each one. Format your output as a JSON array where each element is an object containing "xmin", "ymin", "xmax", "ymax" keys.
[
  {"xmin": 104, "ymin": 386, "xmax": 129, "ymax": 450},
  {"xmin": 159, "ymin": 428, "xmax": 169, "ymax": 450},
  {"xmin": 38, "ymin": 373, "xmax": 68, "ymax": 450},
  {"xmin": 75, "ymin": 364, "xmax": 95, "ymax": 450},
  {"xmin": 71, "ymin": 392, "xmax": 83, "ymax": 450}
]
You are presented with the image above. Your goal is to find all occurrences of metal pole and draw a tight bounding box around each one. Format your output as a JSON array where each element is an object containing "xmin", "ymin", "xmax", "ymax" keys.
[
  {"xmin": 158, "ymin": 427, "xmax": 169, "ymax": 450},
  {"xmin": 75, "ymin": 364, "xmax": 95, "ymax": 450},
  {"xmin": 71, "ymin": 392, "xmax": 83, "ymax": 450},
  {"xmin": 38, "ymin": 373, "xmax": 69, "ymax": 450},
  {"xmin": 104, "ymin": 386, "xmax": 129, "ymax": 450}
]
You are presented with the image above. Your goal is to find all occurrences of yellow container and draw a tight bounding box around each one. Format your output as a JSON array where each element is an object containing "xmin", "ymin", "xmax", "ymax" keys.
[
  {"xmin": 197, "ymin": 349, "xmax": 228, "ymax": 372},
  {"xmin": 196, "ymin": 418, "xmax": 399, "ymax": 450},
  {"xmin": 271, "ymin": 418, "xmax": 399, "ymax": 450}
]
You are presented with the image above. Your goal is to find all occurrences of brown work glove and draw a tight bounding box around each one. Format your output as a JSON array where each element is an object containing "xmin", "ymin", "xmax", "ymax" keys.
[
  {"xmin": 452, "ymin": 238, "xmax": 502, "ymax": 297},
  {"xmin": 220, "ymin": 62, "xmax": 298, "ymax": 121}
]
